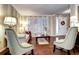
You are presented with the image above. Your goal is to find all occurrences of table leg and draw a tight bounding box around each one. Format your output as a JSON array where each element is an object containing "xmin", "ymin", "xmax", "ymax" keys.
[
  {"xmin": 32, "ymin": 37, "xmax": 36, "ymax": 45},
  {"xmin": 50, "ymin": 37, "xmax": 53, "ymax": 45},
  {"xmin": 36, "ymin": 38, "xmax": 38, "ymax": 44}
]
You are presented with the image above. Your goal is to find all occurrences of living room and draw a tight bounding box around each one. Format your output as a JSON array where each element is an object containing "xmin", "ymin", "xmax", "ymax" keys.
[{"xmin": 0, "ymin": 4, "xmax": 79, "ymax": 55}]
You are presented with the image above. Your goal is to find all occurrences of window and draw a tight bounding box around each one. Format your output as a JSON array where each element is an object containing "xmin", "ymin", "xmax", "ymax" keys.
[{"xmin": 28, "ymin": 16, "xmax": 49, "ymax": 36}]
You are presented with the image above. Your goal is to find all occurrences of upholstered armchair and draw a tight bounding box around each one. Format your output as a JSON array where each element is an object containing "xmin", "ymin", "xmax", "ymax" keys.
[
  {"xmin": 5, "ymin": 28, "xmax": 34, "ymax": 55},
  {"xmin": 53, "ymin": 27, "xmax": 78, "ymax": 55}
]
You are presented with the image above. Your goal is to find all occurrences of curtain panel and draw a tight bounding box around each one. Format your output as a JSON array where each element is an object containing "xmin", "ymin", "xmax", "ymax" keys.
[{"xmin": 28, "ymin": 16, "xmax": 49, "ymax": 37}]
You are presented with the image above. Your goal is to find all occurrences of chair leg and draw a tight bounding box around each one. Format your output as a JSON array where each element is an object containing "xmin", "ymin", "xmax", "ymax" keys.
[
  {"xmin": 31, "ymin": 49, "xmax": 34, "ymax": 55},
  {"xmin": 67, "ymin": 50, "xmax": 70, "ymax": 55},
  {"xmin": 53, "ymin": 45, "xmax": 56, "ymax": 52}
]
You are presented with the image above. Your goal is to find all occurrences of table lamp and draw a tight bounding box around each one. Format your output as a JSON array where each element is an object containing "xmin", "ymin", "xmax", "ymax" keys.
[{"xmin": 4, "ymin": 17, "xmax": 16, "ymax": 28}]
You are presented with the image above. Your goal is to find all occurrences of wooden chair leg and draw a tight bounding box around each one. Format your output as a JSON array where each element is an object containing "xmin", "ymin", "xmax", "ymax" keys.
[
  {"xmin": 67, "ymin": 50, "xmax": 70, "ymax": 55},
  {"xmin": 31, "ymin": 49, "xmax": 34, "ymax": 55},
  {"xmin": 53, "ymin": 45, "xmax": 56, "ymax": 52}
]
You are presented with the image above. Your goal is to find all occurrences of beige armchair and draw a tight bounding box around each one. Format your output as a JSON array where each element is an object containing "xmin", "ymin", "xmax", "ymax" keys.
[
  {"xmin": 5, "ymin": 28, "xmax": 34, "ymax": 55},
  {"xmin": 53, "ymin": 27, "xmax": 78, "ymax": 55}
]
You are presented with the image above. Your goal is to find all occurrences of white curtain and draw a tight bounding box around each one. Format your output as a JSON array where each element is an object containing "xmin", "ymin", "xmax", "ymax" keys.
[{"xmin": 28, "ymin": 16, "xmax": 49, "ymax": 36}]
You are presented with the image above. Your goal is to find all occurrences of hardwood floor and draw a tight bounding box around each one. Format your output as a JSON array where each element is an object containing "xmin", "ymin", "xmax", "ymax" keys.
[
  {"xmin": 33, "ymin": 44, "xmax": 79, "ymax": 55},
  {"xmin": 34, "ymin": 44, "xmax": 53, "ymax": 55},
  {"xmin": 3, "ymin": 44, "xmax": 79, "ymax": 55},
  {"xmin": 2, "ymin": 37, "xmax": 79, "ymax": 55}
]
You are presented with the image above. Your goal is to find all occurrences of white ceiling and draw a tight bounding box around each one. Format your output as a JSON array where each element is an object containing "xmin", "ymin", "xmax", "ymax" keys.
[{"xmin": 12, "ymin": 4, "xmax": 70, "ymax": 16}]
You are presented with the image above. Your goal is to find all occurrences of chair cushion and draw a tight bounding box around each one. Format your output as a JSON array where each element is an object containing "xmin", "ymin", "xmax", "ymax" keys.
[
  {"xmin": 53, "ymin": 39, "xmax": 65, "ymax": 49},
  {"xmin": 17, "ymin": 34, "xmax": 29, "ymax": 39},
  {"xmin": 17, "ymin": 34, "xmax": 29, "ymax": 42},
  {"xmin": 55, "ymin": 39, "xmax": 65, "ymax": 43}
]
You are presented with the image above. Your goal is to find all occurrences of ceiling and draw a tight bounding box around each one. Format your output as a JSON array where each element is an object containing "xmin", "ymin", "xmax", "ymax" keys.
[{"xmin": 12, "ymin": 4, "xmax": 70, "ymax": 16}]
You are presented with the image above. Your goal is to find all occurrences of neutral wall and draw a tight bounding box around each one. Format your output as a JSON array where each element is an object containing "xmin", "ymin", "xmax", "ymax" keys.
[{"xmin": 0, "ymin": 4, "xmax": 21, "ymax": 32}]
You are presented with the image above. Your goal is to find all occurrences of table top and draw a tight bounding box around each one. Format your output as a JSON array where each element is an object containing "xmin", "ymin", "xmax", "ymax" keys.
[
  {"xmin": 35, "ymin": 34, "xmax": 65, "ymax": 37},
  {"xmin": 36, "ymin": 36, "xmax": 50, "ymax": 38}
]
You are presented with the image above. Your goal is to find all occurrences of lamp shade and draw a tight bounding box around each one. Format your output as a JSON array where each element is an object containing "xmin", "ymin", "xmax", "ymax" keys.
[{"xmin": 4, "ymin": 17, "xmax": 16, "ymax": 26}]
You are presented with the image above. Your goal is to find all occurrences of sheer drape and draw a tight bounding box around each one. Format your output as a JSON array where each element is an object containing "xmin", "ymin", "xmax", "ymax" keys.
[{"xmin": 28, "ymin": 16, "xmax": 49, "ymax": 37}]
